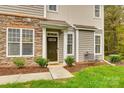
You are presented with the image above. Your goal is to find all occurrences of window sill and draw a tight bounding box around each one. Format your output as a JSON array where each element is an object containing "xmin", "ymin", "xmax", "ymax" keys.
[
  {"xmin": 7, "ymin": 55, "xmax": 34, "ymax": 57},
  {"xmin": 47, "ymin": 10, "xmax": 58, "ymax": 13},
  {"xmin": 95, "ymin": 53, "xmax": 102, "ymax": 55},
  {"xmin": 93, "ymin": 17, "xmax": 101, "ymax": 20},
  {"xmin": 66, "ymin": 54, "xmax": 74, "ymax": 56}
]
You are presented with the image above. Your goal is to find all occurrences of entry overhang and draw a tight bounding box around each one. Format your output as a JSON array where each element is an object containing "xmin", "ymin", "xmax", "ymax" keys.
[
  {"xmin": 41, "ymin": 19, "xmax": 71, "ymax": 30},
  {"xmin": 74, "ymin": 24, "xmax": 97, "ymax": 31}
]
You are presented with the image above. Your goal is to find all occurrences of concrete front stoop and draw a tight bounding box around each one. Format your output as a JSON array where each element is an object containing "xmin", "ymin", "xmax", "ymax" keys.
[{"xmin": 48, "ymin": 66, "xmax": 73, "ymax": 79}]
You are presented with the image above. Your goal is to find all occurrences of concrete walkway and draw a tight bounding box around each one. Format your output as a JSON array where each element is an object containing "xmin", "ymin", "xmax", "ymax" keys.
[
  {"xmin": 0, "ymin": 66, "xmax": 73, "ymax": 85},
  {"xmin": 0, "ymin": 72, "xmax": 52, "ymax": 85},
  {"xmin": 48, "ymin": 66, "xmax": 73, "ymax": 79}
]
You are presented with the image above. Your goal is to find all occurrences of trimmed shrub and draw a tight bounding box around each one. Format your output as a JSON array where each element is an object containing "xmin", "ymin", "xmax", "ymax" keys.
[
  {"xmin": 13, "ymin": 58, "xmax": 25, "ymax": 68},
  {"xmin": 65, "ymin": 56, "xmax": 75, "ymax": 66},
  {"xmin": 119, "ymin": 53, "xmax": 124, "ymax": 59},
  {"xmin": 35, "ymin": 57, "xmax": 48, "ymax": 68},
  {"xmin": 109, "ymin": 54, "xmax": 121, "ymax": 63}
]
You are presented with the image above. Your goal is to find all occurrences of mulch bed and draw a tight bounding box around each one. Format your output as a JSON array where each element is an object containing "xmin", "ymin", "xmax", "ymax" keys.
[
  {"xmin": 115, "ymin": 62, "xmax": 124, "ymax": 66},
  {"xmin": 0, "ymin": 66, "xmax": 49, "ymax": 76},
  {"xmin": 64, "ymin": 62, "xmax": 107, "ymax": 73}
]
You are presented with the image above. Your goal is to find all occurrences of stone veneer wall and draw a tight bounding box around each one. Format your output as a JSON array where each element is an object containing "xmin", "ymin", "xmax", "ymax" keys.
[{"xmin": 0, "ymin": 14, "xmax": 42, "ymax": 67}]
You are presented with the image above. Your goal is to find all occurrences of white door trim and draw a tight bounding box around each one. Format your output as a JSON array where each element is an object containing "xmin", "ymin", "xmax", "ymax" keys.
[{"xmin": 46, "ymin": 31, "xmax": 59, "ymax": 63}]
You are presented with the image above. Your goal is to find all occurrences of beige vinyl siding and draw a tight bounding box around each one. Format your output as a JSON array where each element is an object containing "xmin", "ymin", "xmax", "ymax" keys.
[
  {"xmin": 95, "ymin": 29, "xmax": 103, "ymax": 34},
  {"xmin": 47, "ymin": 5, "xmax": 104, "ymax": 29},
  {"xmin": 59, "ymin": 32, "xmax": 64, "ymax": 62},
  {"xmin": 78, "ymin": 30, "xmax": 94, "ymax": 61},
  {"xmin": 0, "ymin": 5, "xmax": 44, "ymax": 17}
]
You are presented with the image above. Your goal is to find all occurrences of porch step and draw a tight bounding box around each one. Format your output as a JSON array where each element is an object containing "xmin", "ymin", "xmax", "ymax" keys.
[{"xmin": 48, "ymin": 66, "xmax": 73, "ymax": 79}]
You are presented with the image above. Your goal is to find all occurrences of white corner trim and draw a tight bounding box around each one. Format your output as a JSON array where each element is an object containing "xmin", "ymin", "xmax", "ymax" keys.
[
  {"xmin": 76, "ymin": 29, "xmax": 79, "ymax": 62},
  {"xmin": 42, "ymin": 27, "xmax": 47, "ymax": 58},
  {"xmin": 102, "ymin": 6, "xmax": 105, "ymax": 60},
  {"xmin": 93, "ymin": 32, "xmax": 95, "ymax": 60}
]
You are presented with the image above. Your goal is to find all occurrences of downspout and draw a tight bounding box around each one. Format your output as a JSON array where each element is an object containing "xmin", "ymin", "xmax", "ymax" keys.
[
  {"xmin": 44, "ymin": 5, "xmax": 47, "ymax": 18},
  {"xmin": 72, "ymin": 25, "xmax": 79, "ymax": 62},
  {"xmin": 103, "ymin": 59, "xmax": 116, "ymax": 66}
]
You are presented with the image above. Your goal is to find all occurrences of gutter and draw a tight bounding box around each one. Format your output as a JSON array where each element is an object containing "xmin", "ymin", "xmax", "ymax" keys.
[{"xmin": 103, "ymin": 59, "xmax": 116, "ymax": 66}]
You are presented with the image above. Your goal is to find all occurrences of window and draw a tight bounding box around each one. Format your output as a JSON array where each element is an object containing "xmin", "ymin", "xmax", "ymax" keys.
[
  {"xmin": 22, "ymin": 29, "xmax": 33, "ymax": 55},
  {"xmin": 67, "ymin": 33, "xmax": 73, "ymax": 54},
  {"xmin": 48, "ymin": 5, "xmax": 57, "ymax": 12},
  {"xmin": 95, "ymin": 35, "xmax": 101, "ymax": 54},
  {"xmin": 7, "ymin": 28, "xmax": 34, "ymax": 56},
  {"xmin": 8, "ymin": 29, "xmax": 20, "ymax": 55},
  {"xmin": 94, "ymin": 5, "xmax": 100, "ymax": 18}
]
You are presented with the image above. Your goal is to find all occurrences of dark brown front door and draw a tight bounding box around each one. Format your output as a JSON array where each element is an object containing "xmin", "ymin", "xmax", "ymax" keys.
[{"xmin": 47, "ymin": 37, "xmax": 57, "ymax": 61}]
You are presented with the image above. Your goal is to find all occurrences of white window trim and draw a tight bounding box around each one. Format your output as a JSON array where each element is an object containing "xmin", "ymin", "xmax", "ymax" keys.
[
  {"xmin": 66, "ymin": 32, "xmax": 74, "ymax": 56},
  {"xmin": 94, "ymin": 34, "xmax": 102, "ymax": 56},
  {"xmin": 93, "ymin": 5, "xmax": 101, "ymax": 19},
  {"xmin": 6, "ymin": 27, "xmax": 35, "ymax": 57},
  {"xmin": 47, "ymin": 5, "xmax": 58, "ymax": 13}
]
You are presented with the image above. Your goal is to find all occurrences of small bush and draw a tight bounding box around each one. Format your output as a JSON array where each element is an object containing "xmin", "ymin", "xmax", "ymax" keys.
[
  {"xmin": 65, "ymin": 56, "xmax": 75, "ymax": 66},
  {"xmin": 119, "ymin": 53, "xmax": 124, "ymax": 59},
  {"xmin": 35, "ymin": 57, "xmax": 48, "ymax": 68},
  {"xmin": 109, "ymin": 54, "xmax": 122, "ymax": 63},
  {"xmin": 13, "ymin": 58, "xmax": 25, "ymax": 68}
]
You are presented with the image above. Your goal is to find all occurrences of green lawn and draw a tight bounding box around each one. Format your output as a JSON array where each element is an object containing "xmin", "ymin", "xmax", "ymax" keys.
[{"xmin": 0, "ymin": 65, "xmax": 124, "ymax": 88}]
